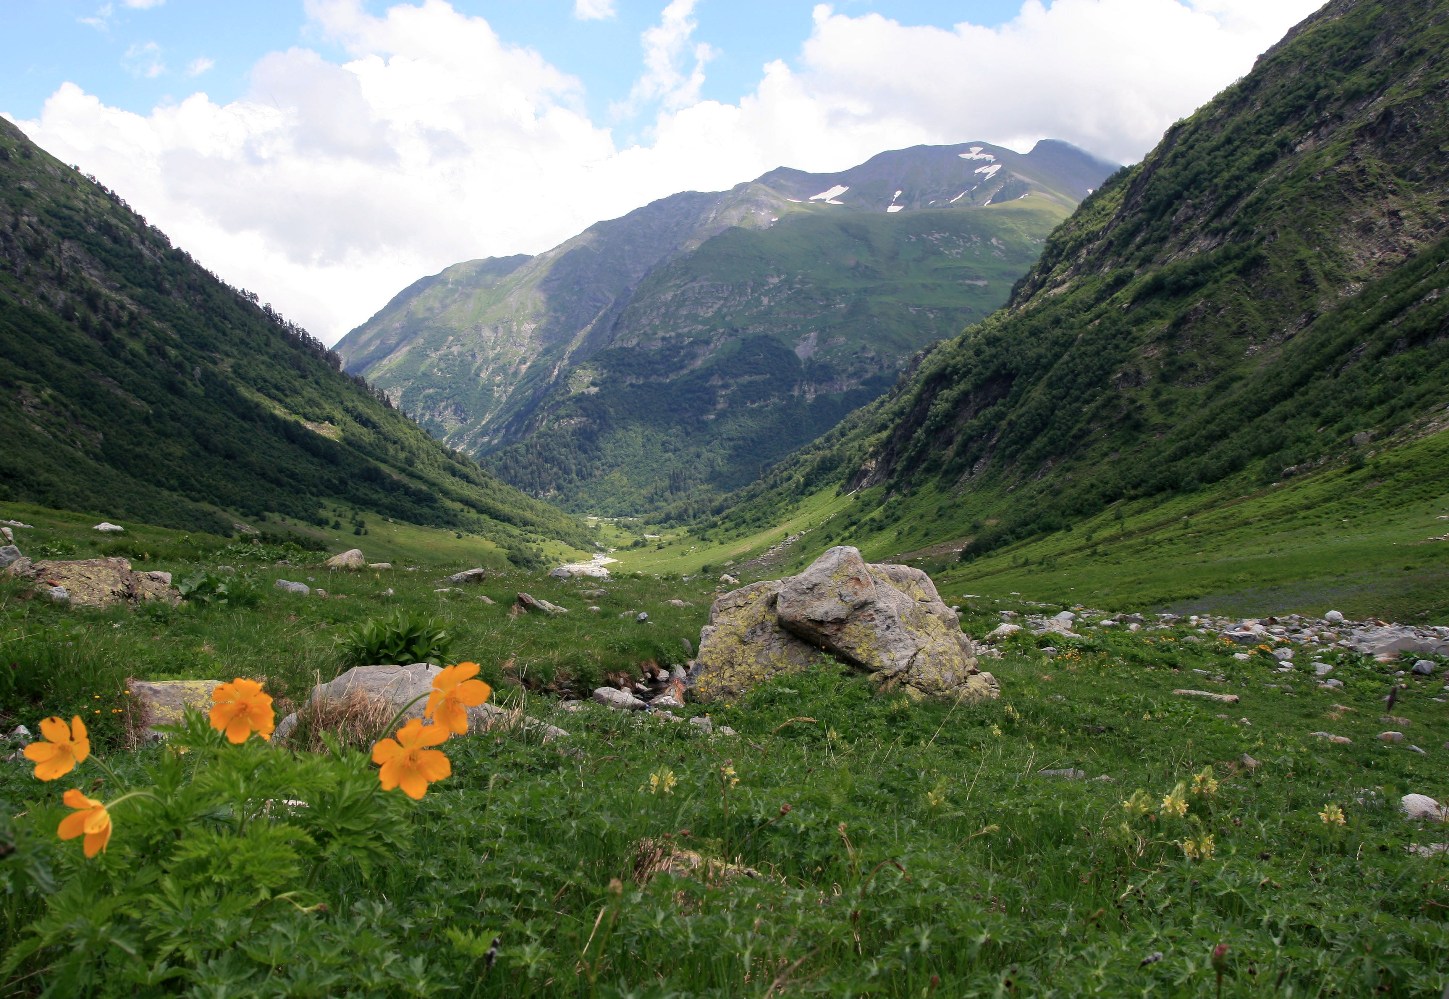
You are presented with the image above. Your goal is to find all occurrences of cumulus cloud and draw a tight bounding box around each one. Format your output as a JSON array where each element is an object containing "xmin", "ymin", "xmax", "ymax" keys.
[
  {"xmin": 13, "ymin": 0, "xmax": 1324, "ymax": 345},
  {"xmin": 617, "ymin": 0, "xmax": 716, "ymax": 115},
  {"xmin": 573, "ymin": 0, "xmax": 617, "ymax": 20}
]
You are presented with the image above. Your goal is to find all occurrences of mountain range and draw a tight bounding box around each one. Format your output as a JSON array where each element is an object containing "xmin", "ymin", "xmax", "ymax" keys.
[{"xmin": 335, "ymin": 140, "xmax": 1117, "ymax": 514}]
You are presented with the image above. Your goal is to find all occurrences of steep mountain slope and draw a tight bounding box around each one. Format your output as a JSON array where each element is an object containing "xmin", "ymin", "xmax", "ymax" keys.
[
  {"xmin": 703, "ymin": 0, "xmax": 1448, "ymax": 580},
  {"xmin": 336, "ymin": 141, "xmax": 1116, "ymax": 514},
  {"xmin": 0, "ymin": 117, "xmax": 587, "ymax": 553}
]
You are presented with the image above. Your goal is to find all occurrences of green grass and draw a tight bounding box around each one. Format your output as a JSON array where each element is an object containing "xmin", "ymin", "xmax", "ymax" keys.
[{"xmin": 2, "ymin": 507, "xmax": 1447, "ymax": 994}]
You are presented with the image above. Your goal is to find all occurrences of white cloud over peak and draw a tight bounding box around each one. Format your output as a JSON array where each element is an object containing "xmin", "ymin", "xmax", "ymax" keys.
[{"xmin": 13, "ymin": 0, "xmax": 1325, "ymax": 345}]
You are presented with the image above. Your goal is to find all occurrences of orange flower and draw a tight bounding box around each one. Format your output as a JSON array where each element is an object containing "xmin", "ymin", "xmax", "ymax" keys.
[
  {"xmin": 58, "ymin": 789, "xmax": 112, "ymax": 858},
  {"xmin": 209, "ymin": 678, "xmax": 275, "ymax": 744},
  {"xmin": 23, "ymin": 716, "xmax": 90, "ymax": 781},
  {"xmin": 424, "ymin": 662, "xmax": 492, "ymax": 736},
  {"xmin": 371, "ymin": 718, "xmax": 451, "ymax": 799}
]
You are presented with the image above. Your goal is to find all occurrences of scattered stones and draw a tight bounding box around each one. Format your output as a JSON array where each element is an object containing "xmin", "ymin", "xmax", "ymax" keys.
[
  {"xmin": 550, "ymin": 554, "xmax": 615, "ymax": 579},
  {"xmin": 1173, "ymin": 689, "xmax": 1240, "ymax": 704},
  {"xmin": 275, "ymin": 579, "xmax": 311, "ymax": 596},
  {"xmin": 325, "ymin": 548, "xmax": 366, "ymax": 570},
  {"xmin": 6, "ymin": 557, "xmax": 181, "ymax": 609},
  {"xmin": 1310, "ymin": 731, "xmax": 1352, "ymax": 744},
  {"xmin": 1401, "ymin": 794, "xmax": 1448, "ymax": 822},
  {"xmin": 93, "ymin": 522, "xmax": 125, "ymax": 533}
]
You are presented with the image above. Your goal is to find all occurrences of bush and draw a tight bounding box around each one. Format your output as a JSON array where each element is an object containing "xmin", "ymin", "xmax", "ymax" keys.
[{"xmin": 336, "ymin": 611, "xmax": 453, "ymax": 668}]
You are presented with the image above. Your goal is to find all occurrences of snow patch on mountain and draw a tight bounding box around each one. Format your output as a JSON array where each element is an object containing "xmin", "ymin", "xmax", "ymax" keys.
[
  {"xmin": 959, "ymin": 147, "xmax": 996, "ymax": 162},
  {"xmin": 810, "ymin": 185, "xmax": 849, "ymax": 205},
  {"xmin": 975, "ymin": 163, "xmax": 1002, "ymax": 180},
  {"xmin": 886, "ymin": 189, "xmax": 904, "ymax": 213}
]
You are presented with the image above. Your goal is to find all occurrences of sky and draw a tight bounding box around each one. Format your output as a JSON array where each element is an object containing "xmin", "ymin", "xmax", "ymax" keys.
[{"xmin": 3, "ymin": 0, "xmax": 1324, "ymax": 345}]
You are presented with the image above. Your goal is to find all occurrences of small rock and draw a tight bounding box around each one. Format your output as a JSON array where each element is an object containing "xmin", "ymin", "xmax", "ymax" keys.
[
  {"xmin": 666, "ymin": 599, "xmax": 691, "ymax": 608},
  {"xmin": 1310, "ymin": 731, "xmax": 1352, "ymax": 744},
  {"xmin": 48, "ymin": 586, "xmax": 70, "ymax": 603},
  {"xmin": 444, "ymin": 568, "xmax": 491, "ymax": 585},
  {"xmin": 985, "ymin": 623, "xmax": 1022, "ymax": 641},
  {"xmin": 1173, "ymin": 689, "xmax": 1240, "ymax": 704},
  {"xmin": 1378, "ymin": 731, "xmax": 1405, "ymax": 742},
  {"xmin": 93, "ymin": 522, "xmax": 125, "ymax": 533},
  {"xmin": 0, "ymin": 545, "xmax": 21, "ymax": 571},
  {"xmin": 636, "ymin": 612, "xmax": 650, "ymax": 623},
  {"xmin": 515, "ymin": 592, "xmax": 568, "ymax": 615},
  {"xmin": 1240, "ymin": 754, "xmax": 1260, "ymax": 770},
  {"xmin": 325, "ymin": 549, "xmax": 366, "ymax": 570},
  {"xmin": 1314, "ymin": 664, "xmax": 1334, "ymax": 676},
  {"xmin": 1272, "ymin": 648, "xmax": 1294, "ymax": 661},
  {"xmin": 1401, "ymin": 794, "xmax": 1448, "ymax": 821},
  {"xmin": 314, "ymin": 588, "xmax": 328, "ymax": 598},
  {"xmin": 650, "ymin": 694, "xmax": 683, "ymax": 709},
  {"xmin": 368, "ymin": 563, "xmax": 392, "ymax": 571},
  {"xmin": 1320, "ymin": 678, "xmax": 1344, "ymax": 689},
  {"xmin": 1324, "ymin": 610, "xmax": 1345, "ymax": 624},
  {"xmin": 1412, "ymin": 660, "xmax": 1436, "ymax": 676},
  {"xmin": 381, "ymin": 587, "xmax": 394, "ymax": 597},
  {"xmin": 592, "ymin": 687, "xmax": 647, "ymax": 711},
  {"xmin": 478, "ymin": 595, "xmax": 495, "ymax": 605},
  {"xmin": 0, "ymin": 527, "xmax": 11, "ymax": 543},
  {"xmin": 1381, "ymin": 715, "xmax": 1410, "ymax": 726},
  {"xmin": 689, "ymin": 716, "xmax": 714, "ymax": 734},
  {"xmin": 587, "ymin": 605, "xmax": 601, "ymax": 613},
  {"xmin": 1408, "ymin": 745, "xmax": 1427, "ymax": 755},
  {"xmin": 719, "ymin": 574, "xmax": 739, "ymax": 586},
  {"xmin": 9, "ymin": 724, "xmax": 33, "ymax": 742},
  {"xmin": 716, "ymin": 725, "xmax": 737, "ymax": 736},
  {"xmin": 1038, "ymin": 768, "xmax": 1086, "ymax": 779},
  {"xmin": 274, "ymin": 579, "xmax": 310, "ymax": 595}
]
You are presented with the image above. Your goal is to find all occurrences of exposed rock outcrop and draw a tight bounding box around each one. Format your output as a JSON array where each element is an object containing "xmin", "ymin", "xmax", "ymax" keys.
[{"xmin": 5, "ymin": 556, "xmax": 179, "ymax": 609}]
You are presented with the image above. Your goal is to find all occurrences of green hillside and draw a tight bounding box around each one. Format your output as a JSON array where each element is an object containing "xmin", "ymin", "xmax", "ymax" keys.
[
  {"xmin": 337, "ymin": 141, "xmax": 1116, "ymax": 515},
  {"xmin": 673, "ymin": 0, "xmax": 1449, "ymax": 619},
  {"xmin": 0, "ymin": 118, "xmax": 588, "ymax": 555}
]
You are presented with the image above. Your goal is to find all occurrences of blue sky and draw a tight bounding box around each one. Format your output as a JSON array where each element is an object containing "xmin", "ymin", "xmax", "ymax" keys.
[{"xmin": 3, "ymin": 1, "xmax": 1323, "ymax": 343}]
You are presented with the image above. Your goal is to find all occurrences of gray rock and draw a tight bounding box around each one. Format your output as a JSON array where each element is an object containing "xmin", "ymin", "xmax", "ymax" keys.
[
  {"xmin": 47, "ymin": 586, "xmax": 70, "ymax": 603},
  {"xmin": 10, "ymin": 556, "xmax": 179, "ymax": 608},
  {"xmin": 593, "ymin": 687, "xmax": 648, "ymax": 711},
  {"xmin": 1378, "ymin": 731, "xmax": 1405, "ymax": 743},
  {"xmin": 368, "ymin": 563, "xmax": 392, "ymax": 571},
  {"xmin": 719, "ymin": 574, "xmax": 739, "ymax": 585},
  {"xmin": 1314, "ymin": 664, "xmax": 1334, "ymax": 676},
  {"xmin": 1320, "ymin": 678, "xmax": 1345, "ymax": 689},
  {"xmin": 276, "ymin": 663, "xmax": 567, "ymax": 743},
  {"xmin": 649, "ymin": 694, "xmax": 683, "ymax": 709},
  {"xmin": 1310, "ymin": 731, "xmax": 1352, "ymax": 744},
  {"xmin": 0, "ymin": 545, "xmax": 21, "ymax": 571},
  {"xmin": 587, "ymin": 605, "xmax": 601, "ymax": 613},
  {"xmin": 667, "ymin": 599, "xmax": 691, "ymax": 608},
  {"xmin": 1272, "ymin": 648, "xmax": 1294, "ymax": 661},
  {"xmin": 444, "ymin": 568, "xmax": 491, "ymax": 585},
  {"xmin": 1412, "ymin": 660, "xmax": 1436, "ymax": 676},
  {"xmin": 1401, "ymin": 794, "xmax": 1448, "ymax": 821},
  {"xmin": 636, "ymin": 612, "xmax": 649, "ymax": 623},
  {"xmin": 0, "ymin": 527, "xmax": 11, "ymax": 543},
  {"xmin": 128, "ymin": 679, "xmax": 221, "ymax": 739},
  {"xmin": 1039, "ymin": 768, "xmax": 1086, "ymax": 779},
  {"xmin": 325, "ymin": 549, "xmax": 366, "ymax": 570},
  {"xmin": 1345, "ymin": 626, "xmax": 1449, "ymax": 658},
  {"xmin": 275, "ymin": 579, "xmax": 310, "ymax": 595},
  {"xmin": 1324, "ymin": 610, "xmax": 1345, "ymax": 624},
  {"xmin": 985, "ymin": 623, "xmax": 1022, "ymax": 641},
  {"xmin": 515, "ymin": 593, "xmax": 568, "ymax": 615},
  {"xmin": 689, "ymin": 715, "xmax": 714, "ymax": 734},
  {"xmin": 93, "ymin": 522, "xmax": 125, "ymax": 533}
]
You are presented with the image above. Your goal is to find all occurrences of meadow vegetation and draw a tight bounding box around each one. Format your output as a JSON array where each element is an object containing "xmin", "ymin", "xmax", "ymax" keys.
[{"xmin": 2, "ymin": 510, "xmax": 1446, "ymax": 995}]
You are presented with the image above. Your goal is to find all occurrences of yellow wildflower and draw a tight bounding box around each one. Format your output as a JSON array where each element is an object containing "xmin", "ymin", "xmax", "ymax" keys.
[
  {"xmin": 58, "ymin": 788, "xmax": 112, "ymax": 858},
  {"xmin": 1180, "ymin": 834, "xmax": 1215, "ymax": 861},
  {"xmin": 720, "ymin": 762, "xmax": 738, "ymax": 787},
  {"xmin": 209, "ymin": 678, "xmax": 275, "ymax": 743},
  {"xmin": 1122, "ymin": 790, "xmax": 1154, "ymax": 817},
  {"xmin": 1191, "ymin": 766, "xmax": 1219, "ymax": 797},
  {"xmin": 371, "ymin": 718, "xmax": 452, "ymax": 799},
  {"xmin": 1161, "ymin": 783, "xmax": 1189, "ymax": 818},
  {"xmin": 23, "ymin": 716, "xmax": 90, "ymax": 781},
  {"xmin": 990, "ymin": 724, "xmax": 1003, "ymax": 738},
  {"xmin": 425, "ymin": 661, "xmax": 493, "ymax": 736},
  {"xmin": 647, "ymin": 768, "xmax": 677, "ymax": 795},
  {"xmin": 1319, "ymin": 803, "xmax": 1346, "ymax": 826}
]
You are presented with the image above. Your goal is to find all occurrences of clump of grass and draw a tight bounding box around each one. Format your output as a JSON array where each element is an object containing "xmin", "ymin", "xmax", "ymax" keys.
[{"xmin": 281, "ymin": 688, "xmax": 394, "ymax": 753}]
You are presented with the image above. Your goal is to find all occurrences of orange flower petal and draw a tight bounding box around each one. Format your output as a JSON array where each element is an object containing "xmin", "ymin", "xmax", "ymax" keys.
[
  {"xmin": 371, "ymin": 737, "xmax": 402, "ymax": 765},
  {"xmin": 57, "ymin": 809, "xmax": 89, "ymax": 841},
  {"xmin": 398, "ymin": 770, "xmax": 429, "ymax": 800},
  {"xmin": 414, "ymin": 749, "xmax": 452, "ymax": 783},
  {"xmin": 38, "ymin": 716, "xmax": 71, "ymax": 742}
]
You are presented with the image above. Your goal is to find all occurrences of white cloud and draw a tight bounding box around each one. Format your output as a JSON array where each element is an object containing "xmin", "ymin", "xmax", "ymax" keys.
[
  {"xmin": 573, "ymin": 0, "xmax": 617, "ymax": 20},
  {"xmin": 124, "ymin": 0, "xmax": 166, "ymax": 8},
  {"xmin": 617, "ymin": 0, "xmax": 716, "ymax": 115},
  {"xmin": 13, "ymin": 0, "xmax": 1325, "ymax": 345},
  {"xmin": 79, "ymin": 3, "xmax": 115, "ymax": 30},
  {"xmin": 123, "ymin": 41, "xmax": 166, "ymax": 79},
  {"xmin": 186, "ymin": 56, "xmax": 215, "ymax": 77}
]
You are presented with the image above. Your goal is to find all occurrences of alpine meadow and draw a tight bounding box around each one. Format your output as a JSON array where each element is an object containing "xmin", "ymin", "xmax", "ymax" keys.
[{"xmin": 1, "ymin": 0, "xmax": 1448, "ymax": 996}]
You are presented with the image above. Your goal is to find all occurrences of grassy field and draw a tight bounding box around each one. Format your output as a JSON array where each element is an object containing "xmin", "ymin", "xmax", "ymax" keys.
[{"xmin": 2, "ymin": 507, "xmax": 1447, "ymax": 995}]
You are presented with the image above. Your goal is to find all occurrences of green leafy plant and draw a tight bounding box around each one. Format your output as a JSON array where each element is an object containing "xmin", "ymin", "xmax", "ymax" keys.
[
  {"xmin": 336, "ymin": 611, "xmax": 453, "ymax": 668},
  {"xmin": 176, "ymin": 570, "xmax": 260, "ymax": 608}
]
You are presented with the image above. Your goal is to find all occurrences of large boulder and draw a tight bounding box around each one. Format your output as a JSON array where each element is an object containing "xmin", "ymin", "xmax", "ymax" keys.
[
  {"xmin": 5, "ymin": 557, "xmax": 180, "ymax": 609},
  {"xmin": 694, "ymin": 547, "xmax": 998, "ymax": 704}
]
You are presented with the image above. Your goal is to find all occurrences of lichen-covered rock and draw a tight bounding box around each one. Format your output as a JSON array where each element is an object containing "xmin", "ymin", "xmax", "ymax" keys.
[
  {"xmin": 6, "ymin": 557, "xmax": 180, "ymax": 609},
  {"xmin": 127, "ymin": 679, "xmax": 221, "ymax": 740},
  {"xmin": 693, "ymin": 548, "xmax": 998, "ymax": 704},
  {"xmin": 693, "ymin": 581, "xmax": 823, "ymax": 703}
]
